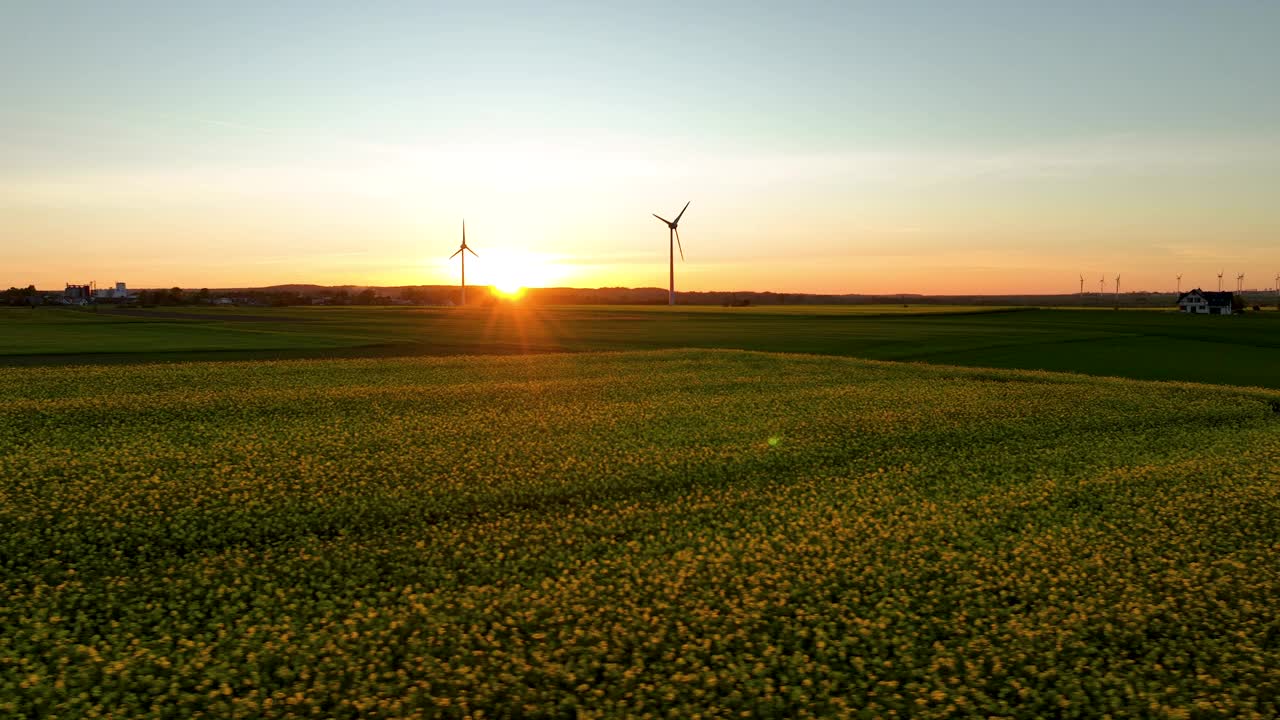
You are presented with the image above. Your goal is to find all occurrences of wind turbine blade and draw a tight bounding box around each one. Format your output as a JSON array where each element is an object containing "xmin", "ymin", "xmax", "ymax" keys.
[
  {"xmin": 653, "ymin": 214, "xmax": 672, "ymax": 225},
  {"xmin": 462, "ymin": 220, "xmax": 466, "ymax": 245},
  {"xmin": 675, "ymin": 227, "xmax": 684, "ymax": 261},
  {"xmin": 467, "ymin": 247, "xmax": 478, "ymax": 257},
  {"xmin": 673, "ymin": 201, "xmax": 690, "ymax": 224},
  {"xmin": 450, "ymin": 249, "xmax": 462, "ymax": 259}
]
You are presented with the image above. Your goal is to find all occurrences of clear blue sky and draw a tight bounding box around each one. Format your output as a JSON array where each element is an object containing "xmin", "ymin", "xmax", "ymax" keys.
[{"xmin": 4, "ymin": 1, "xmax": 1279, "ymax": 292}]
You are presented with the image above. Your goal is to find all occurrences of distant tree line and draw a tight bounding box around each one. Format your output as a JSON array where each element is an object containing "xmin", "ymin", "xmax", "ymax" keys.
[
  {"xmin": 134, "ymin": 287, "xmax": 194, "ymax": 306},
  {"xmin": 131, "ymin": 288, "xmax": 310, "ymax": 307},
  {"xmin": 3, "ymin": 286, "xmax": 39, "ymax": 306},
  {"xmin": 123, "ymin": 286, "xmax": 401, "ymax": 307},
  {"xmin": 331, "ymin": 288, "xmax": 382, "ymax": 305},
  {"xmin": 400, "ymin": 287, "xmax": 456, "ymax": 305}
]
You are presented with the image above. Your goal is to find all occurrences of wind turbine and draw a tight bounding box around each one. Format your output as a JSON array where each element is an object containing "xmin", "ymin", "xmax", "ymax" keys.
[
  {"xmin": 652, "ymin": 201, "xmax": 690, "ymax": 306},
  {"xmin": 1079, "ymin": 274, "xmax": 1085, "ymax": 296},
  {"xmin": 1099, "ymin": 275, "xmax": 1104, "ymax": 295},
  {"xmin": 1176, "ymin": 274, "xmax": 1182, "ymax": 295},
  {"xmin": 449, "ymin": 220, "xmax": 478, "ymax": 305},
  {"xmin": 1218, "ymin": 270, "xmax": 1224, "ymax": 292},
  {"xmin": 1114, "ymin": 274, "xmax": 1121, "ymax": 306},
  {"xmin": 1237, "ymin": 273, "xmax": 1244, "ymax": 292}
]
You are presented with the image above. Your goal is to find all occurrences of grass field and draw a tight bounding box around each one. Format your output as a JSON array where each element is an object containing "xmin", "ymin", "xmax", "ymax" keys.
[
  {"xmin": 2, "ymin": 350, "xmax": 1279, "ymax": 717},
  {"xmin": 4, "ymin": 304, "xmax": 1279, "ymax": 388}
]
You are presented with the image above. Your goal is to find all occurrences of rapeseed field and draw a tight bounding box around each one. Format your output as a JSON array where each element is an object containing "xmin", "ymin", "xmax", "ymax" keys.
[{"xmin": 2, "ymin": 350, "xmax": 1277, "ymax": 718}]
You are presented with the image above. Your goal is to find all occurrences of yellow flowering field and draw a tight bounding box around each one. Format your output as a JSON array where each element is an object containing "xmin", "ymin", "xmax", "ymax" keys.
[{"xmin": 1, "ymin": 349, "xmax": 1278, "ymax": 718}]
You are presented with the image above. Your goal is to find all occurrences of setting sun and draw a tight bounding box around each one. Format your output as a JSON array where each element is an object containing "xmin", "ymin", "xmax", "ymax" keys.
[
  {"xmin": 474, "ymin": 250, "xmax": 567, "ymax": 297},
  {"xmin": 492, "ymin": 283, "xmax": 524, "ymax": 299}
]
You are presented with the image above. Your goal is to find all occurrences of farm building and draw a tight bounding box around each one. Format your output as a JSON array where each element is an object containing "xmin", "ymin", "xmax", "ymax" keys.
[
  {"xmin": 1176, "ymin": 289, "xmax": 1234, "ymax": 315},
  {"xmin": 64, "ymin": 283, "xmax": 93, "ymax": 301},
  {"xmin": 93, "ymin": 282, "xmax": 132, "ymax": 300}
]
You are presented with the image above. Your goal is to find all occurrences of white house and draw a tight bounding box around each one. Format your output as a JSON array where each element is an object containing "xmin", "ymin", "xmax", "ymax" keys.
[{"xmin": 1177, "ymin": 289, "xmax": 1234, "ymax": 315}]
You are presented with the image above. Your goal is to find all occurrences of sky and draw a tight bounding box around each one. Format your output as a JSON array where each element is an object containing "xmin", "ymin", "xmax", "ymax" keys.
[{"xmin": 3, "ymin": 1, "xmax": 1279, "ymax": 294}]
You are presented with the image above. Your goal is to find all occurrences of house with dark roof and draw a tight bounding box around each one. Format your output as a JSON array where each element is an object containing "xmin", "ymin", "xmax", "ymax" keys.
[{"xmin": 1177, "ymin": 289, "xmax": 1234, "ymax": 315}]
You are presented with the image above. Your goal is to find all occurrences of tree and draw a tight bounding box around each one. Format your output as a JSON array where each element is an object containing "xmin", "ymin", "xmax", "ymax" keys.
[
  {"xmin": 355, "ymin": 288, "xmax": 377, "ymax": 305},
  {"xmin": 2, "ymin": 285, "xmax": 37, "ymax": 306},
  {"xmin": 1231, "ymin": 294, "xmax": 1246, "ymax": 313}
]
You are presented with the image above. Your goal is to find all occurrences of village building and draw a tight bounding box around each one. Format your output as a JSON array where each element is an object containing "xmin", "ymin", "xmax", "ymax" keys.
[
  {"xmin": 93, "ymin": 282, "xmax": 132, "ymax": 300},
  {"xmin": 1176, "ymin": 289, "xmax": 1234, "ymax": 315}
]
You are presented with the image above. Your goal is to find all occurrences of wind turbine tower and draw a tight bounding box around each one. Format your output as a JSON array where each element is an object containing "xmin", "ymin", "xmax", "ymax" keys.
[
  {"xmin": 1114, "ymin": 275, "xmax": 1120, "ymax": 307},
  {"xmin": 1218, "ymin": 270, "xmax": 1224, "ymax": 292},
  {"xmin": 1098, "ymin": 275, "xmax": 1104, "ymax": 296},
  {"xmin": 1079, "ymin": 274, "xmax": 1085, "ymax": 297},
  {"xmin": 1176, "ymin": 274, "xmax": 1182, "ymax": 295},
  {"xmin": 652, "ymin": 201, "xmax": 691, "ymax": 306},
  {"xmin": 1237, "ymin": 273, "xmax": 1244, "ymax": 293},
  {"xmin": 449, "ymin": 220, "xmax": 478, "ymax": 306}
]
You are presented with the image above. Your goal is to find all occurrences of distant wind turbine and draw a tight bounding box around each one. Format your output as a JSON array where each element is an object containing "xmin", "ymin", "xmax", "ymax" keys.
[
  {"xmin": 652, "ymin": 201, "xmax": 691, "ymax": 306},
  {"xmin": 1099, "ymin": 275, "xmax": 1104, "ymax": 295},
  {"xmin": 449, "ymin": 220, "xmax": 478, "ymax": 305},
  {"xmin": 1114, "ymin": 274, "xmax": 1121, "ymax": 306},
  {"xmin": 1079, "ymin": 274, "xmax": 1085, "ymax": 296},
  {"xmin": 1237, "ymin": 273, "xmax": 1244, "ymax": 292},
  {"xmin": 1218, "ymin": 270, "xmax": 1224, "ymax": 292},
  {"xmin": 1176, "ymin": 273, "xmax": 1182, "ymax": 295}
]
